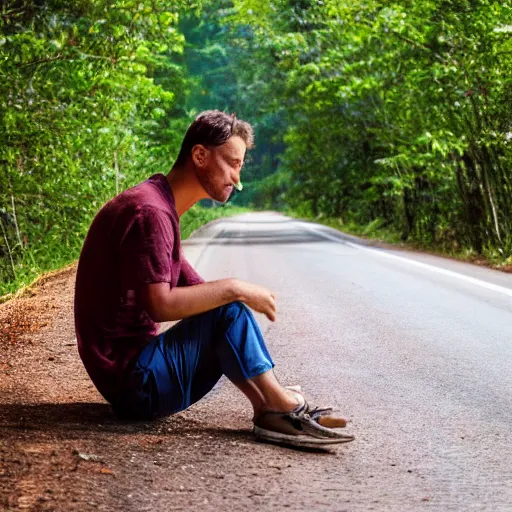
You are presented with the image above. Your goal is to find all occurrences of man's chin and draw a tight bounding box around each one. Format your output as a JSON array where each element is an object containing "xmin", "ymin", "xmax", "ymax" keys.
[
  {"xmin": 208, "ymin": 193, "xmax": 230, "ymax": 204},
  {"xmin": 213, "ymin": 189, "xmax": 233, "ymax": 203}
]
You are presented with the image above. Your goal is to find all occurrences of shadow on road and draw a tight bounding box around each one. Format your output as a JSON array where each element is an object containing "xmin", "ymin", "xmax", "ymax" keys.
[
  {"xmin": 0, "ymin": 403, "xmax": 339, "ymax": 454},
  {"xmin": 201, "ymin": 219, "xmax": 298, "ymax": 225},
  {"xmin": 184, "ymin": 229, "xmax": 329, "ymax": 246},
  {"xmin": 0, "ymin": 402, "xmax": 251, "ymax": 440},
  {"xmin": 0, "ymin": 402, "xmax": 129, "ymax": 432}
]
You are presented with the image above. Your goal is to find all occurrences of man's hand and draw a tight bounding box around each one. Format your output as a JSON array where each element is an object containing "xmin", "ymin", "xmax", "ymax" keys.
[{"xmin": 235, "ymin": 280, "xmax": 277, "ymax": 322}]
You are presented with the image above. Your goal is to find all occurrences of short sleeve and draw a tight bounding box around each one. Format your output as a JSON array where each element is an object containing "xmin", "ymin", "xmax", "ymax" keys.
[
  {"xmin": 120, "ymin": 207, "xmax": 174, "ymax": 289},
  {"xmin": 178, "ymin": 253, "xmax": 204, "ymax": 287}
]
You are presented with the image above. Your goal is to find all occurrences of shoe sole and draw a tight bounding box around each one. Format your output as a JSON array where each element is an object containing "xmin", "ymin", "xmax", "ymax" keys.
[{"xmin": 254, "ymin": 426, "xmax": 355, "ymax": 448}]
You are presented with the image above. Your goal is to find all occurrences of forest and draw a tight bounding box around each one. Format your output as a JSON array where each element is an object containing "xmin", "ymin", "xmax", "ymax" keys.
[{"xmin": 1, "ymin": 0, "xmax": 511, "ymax": 295}]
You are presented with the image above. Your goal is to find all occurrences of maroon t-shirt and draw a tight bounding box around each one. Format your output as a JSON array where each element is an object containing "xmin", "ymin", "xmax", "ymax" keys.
[{"xmin": 74, "ymin": 173, "xmax": 203, "ymax": 400}]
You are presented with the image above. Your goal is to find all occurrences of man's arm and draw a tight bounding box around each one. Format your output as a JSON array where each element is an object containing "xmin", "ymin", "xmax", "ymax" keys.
[{"xmin": 142, "ymin": 278, "xmax": 276, "ymax": 322}]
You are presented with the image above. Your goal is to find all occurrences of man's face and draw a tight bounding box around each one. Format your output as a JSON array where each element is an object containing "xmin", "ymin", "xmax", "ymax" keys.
[{"xmin": 193, "ymin": 136, "xmax": 246, "ymax": 203}]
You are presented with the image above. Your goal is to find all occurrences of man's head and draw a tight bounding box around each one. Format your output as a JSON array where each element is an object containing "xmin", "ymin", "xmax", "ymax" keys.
[{"xmin": 174, "ymin": 110, "xmax": 254, "ymax": 203}]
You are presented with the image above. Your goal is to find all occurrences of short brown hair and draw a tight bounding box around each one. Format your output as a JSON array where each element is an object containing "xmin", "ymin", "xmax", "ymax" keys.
[{"xmin": 174, "ymin": 110, "xmax": 254, "ymax": 166}]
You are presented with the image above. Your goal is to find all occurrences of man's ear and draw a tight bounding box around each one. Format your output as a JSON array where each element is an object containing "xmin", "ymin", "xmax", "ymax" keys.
[{"xmin": 191, "ymin": 144, "xmax": 209, "ymax": 166}]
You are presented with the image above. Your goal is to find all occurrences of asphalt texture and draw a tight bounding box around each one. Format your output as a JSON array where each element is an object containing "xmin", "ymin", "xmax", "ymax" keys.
[
  {"xmin": 183, "ymin": 212, "xmax": 512, "ymax": 510},
  {"xmin": 1, "ymin": 211, "xmax": 511, "ymax": 511}
]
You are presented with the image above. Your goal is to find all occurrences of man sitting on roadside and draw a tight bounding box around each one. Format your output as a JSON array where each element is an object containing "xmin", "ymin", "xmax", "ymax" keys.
[{"xmin": 74, "ymin": 110, "xmax": 354, "ymax": 448}]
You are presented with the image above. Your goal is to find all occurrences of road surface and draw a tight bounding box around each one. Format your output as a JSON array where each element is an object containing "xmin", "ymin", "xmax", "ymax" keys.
[{"xmin": 1, "ymin": 212, "xmax": 511, "ymax": 511}]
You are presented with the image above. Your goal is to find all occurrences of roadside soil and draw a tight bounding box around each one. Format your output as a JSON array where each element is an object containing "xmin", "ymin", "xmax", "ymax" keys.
[{"xmin": 0, "ymin": 266, "xmax": 349, "ymax": 512}]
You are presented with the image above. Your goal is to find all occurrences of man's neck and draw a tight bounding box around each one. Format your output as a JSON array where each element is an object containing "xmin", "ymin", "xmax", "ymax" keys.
[{"xmin": 166, "ymin": 165, "xmax": 207, "ymax": 217}]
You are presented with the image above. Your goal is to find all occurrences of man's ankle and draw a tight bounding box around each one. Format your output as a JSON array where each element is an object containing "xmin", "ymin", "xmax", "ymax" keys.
[{"xmin": 256, "ymin": 389, "xmax": 302, "ymax": 416}]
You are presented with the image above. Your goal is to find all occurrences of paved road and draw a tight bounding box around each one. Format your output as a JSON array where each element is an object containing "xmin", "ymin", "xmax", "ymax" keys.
[{"xmin": 180, "ymin": 211, "xmax": 512, "ymax": 511}]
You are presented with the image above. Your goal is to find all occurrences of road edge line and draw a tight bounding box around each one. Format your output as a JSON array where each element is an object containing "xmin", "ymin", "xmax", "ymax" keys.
[{"xmin": 300, "ymin": 222, "xmax": 512, "ymax": 299}]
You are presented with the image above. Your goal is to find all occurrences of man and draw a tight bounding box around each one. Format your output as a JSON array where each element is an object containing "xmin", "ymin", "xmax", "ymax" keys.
[{"xmin": 74, "ymin": 110, "xmax": 354, "ymax": 448}]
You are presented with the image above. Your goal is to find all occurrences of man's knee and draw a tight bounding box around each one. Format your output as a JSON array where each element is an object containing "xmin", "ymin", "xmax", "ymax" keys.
[
  {"xmin": 225, "ymin": 300, "xmax": 246, "ymax": 312},
  {"xmin": 220, "ymin": 301, "xmax": 250, "ymax": 323}
]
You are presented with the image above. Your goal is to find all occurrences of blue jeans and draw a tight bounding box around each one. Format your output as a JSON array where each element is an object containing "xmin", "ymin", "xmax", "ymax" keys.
[{"xmin": 111, "ymin": 302, "xmax": 274, "ymax": 420}]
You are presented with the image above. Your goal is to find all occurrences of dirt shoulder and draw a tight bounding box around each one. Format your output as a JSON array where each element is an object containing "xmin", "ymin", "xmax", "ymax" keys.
[{"xmin": 0, "ymin": 267, "xmax": 244, "ymax": 511}]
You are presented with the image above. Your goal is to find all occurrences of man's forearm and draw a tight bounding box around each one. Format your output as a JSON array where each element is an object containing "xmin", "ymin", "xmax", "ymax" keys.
[{"xmin": 148, "ymin": 278, "xmax": 243, "ymax": 322}]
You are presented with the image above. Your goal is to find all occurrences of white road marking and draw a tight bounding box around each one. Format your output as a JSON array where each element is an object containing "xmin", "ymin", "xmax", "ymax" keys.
[{"xmin": 300, "ymin": 222, "xmax": 512, "ymax": 299}]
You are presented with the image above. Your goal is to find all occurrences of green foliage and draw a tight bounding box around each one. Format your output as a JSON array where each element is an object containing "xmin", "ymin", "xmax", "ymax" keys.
[
  {"xmin": 0, "ymin": 0, "xmax": 196, "ymax": 292},
  {"xmin": 234, "ymin": 170, "xmax": 291, "ymax": 210},
  {"xmin": 230, "ymin": 0, "xmax": 512, "ymax": 260}
]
